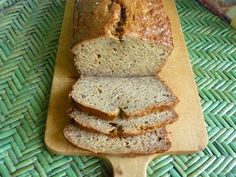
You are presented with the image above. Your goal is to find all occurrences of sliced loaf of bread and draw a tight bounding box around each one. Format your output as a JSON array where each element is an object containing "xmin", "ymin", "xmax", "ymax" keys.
[
  {"xmin": 72, "ymin": 0, "xmax": 173, "ymax": 77},
  {"xmin": 71, "ymin": 76, "xmax": 179, "ymax": 120},
  {"xmin": 64, "ymin": 124, "xmax": 170, "ymax": 155},
  {"xmin": 71, "ymin": 109, "xmax": 178, "ymax": 136}
]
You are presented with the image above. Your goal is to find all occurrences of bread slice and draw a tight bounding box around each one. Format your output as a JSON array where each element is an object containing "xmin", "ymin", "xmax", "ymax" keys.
[
  {"xmin": 72, "ymin": 0, "xmax": 173, "ymax": 77},
  {"xmin": 71, "ymin": 76, "xmax": 179, "ymax": 120},
  {"xmin": 71, "ymin": 109, "xmax": 178, "ymax": 136},
  {"xmin": 64, "ymin": 124, "xmax": 170, "ymax": 155}
]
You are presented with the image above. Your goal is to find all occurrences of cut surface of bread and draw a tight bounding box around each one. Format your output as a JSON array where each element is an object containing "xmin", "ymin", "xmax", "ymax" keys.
[
  {"xmin": 64, "ymin": 124, "xmax": 170, "ymax": 155},
  {"xmin": 71, "ymin": 76, "xmax": 179, "ymax": 120},
  {"xmin": 71, "ymin": 109, "xmax": 178, "ymax": 136},
  {"xmin": 72, "ymin": 0, "xmax": 173, "ymax": 77}
]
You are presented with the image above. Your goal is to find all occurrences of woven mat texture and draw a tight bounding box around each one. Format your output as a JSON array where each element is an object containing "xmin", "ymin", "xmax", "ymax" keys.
[{"xmin": 0, "ymin": 0, "xmax": 236, "ymax": 176}]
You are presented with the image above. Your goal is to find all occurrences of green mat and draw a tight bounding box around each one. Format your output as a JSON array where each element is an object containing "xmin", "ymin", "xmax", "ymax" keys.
[{"xmin": 0, "ymin": 0, "xmax": 236, "ymax": 176}]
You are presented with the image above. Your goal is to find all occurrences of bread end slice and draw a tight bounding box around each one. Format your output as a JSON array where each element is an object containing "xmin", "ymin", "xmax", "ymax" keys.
[{"xmin": 64, "ymin": 124, "xmax": 171, "ymax": 155}]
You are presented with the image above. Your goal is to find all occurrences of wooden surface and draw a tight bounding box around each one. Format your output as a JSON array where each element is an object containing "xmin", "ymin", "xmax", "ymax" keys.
[{"xmin": 44, "ymin": 0, "xmax": 208, "ymax": 176}]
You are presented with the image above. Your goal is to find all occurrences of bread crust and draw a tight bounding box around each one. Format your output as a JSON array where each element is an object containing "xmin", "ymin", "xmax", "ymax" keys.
[
  {"xmin": 71, "ymin": 110, "xmax": 178, "ymax": 137},
  {"xmin": 63, "ymin": 124, "xmax": 171, "ymax": 155},
  {"xmin": 72, "ymin": 0, "xmax": 173, "ymax": 53},
  {"xmin": 72, "ymin": 100, "xmax": 118, "ymax": 120},
  {"xmin": 72, "ymin": 97, "xmax": 179, "ymax": 119}
]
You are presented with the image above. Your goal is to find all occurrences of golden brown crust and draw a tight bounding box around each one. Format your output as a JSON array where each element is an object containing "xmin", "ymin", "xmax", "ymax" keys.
[
  {"xmin": 72, "ymin": 100, "xmax": 117, "ymax": 120},
  {"xmin": 72, "ymin": 97, "xmax": 179, "ymax": 120},
  {"xmin": 72, "ymin": 0, "xmax": 173, "ymax": 52},
  {"xmin": 123, "ymin": 101, "xmax": 179, "ymax": 118},
  {"xmin": 72, "ymin": 0, "xmax": 121, "ymax": 45},
  {"xmin": 71, "ymin": 111, "xmax": 178, "ymax": 137},
  {"xmin": 63, "ymin": 125, "xmax": 171, "ymax": 155}
]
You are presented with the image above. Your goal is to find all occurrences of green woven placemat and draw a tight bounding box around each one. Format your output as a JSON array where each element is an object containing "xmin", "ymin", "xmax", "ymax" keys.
[{"xmin": 0, "ymin": 0, "xmax": 235, "ymax": 176}]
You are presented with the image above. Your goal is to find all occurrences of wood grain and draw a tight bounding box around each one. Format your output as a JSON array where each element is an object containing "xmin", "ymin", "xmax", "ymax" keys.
[{"xmin": 44, "ymin": 0, "xmax": 208, "ymax": 176}]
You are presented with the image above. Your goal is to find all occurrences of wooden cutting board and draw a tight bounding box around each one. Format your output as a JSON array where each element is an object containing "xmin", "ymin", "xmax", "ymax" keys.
[{"xmin": 45, "ymin": 0, "xmax": 208, "ymax": 176}]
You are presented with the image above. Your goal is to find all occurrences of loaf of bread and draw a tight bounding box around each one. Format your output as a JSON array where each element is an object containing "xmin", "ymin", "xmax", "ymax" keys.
[
  {"xmin": 71, "ymin": 76, "xmax": 179, "ymax": 120},
  {"xmin": 72, "ymin": 0, "xmax": 173, "ymax": 77},
  {"xmin": 64, "ymin": 124, "xmax": 170, "ymax": 155},
  {"xmin": 71, "ymin": 109, "xmax": 178, "ymax": 136},
  {"xmin": 63, "ymin": 0, "xmax": 178, "ymax": 155}
]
